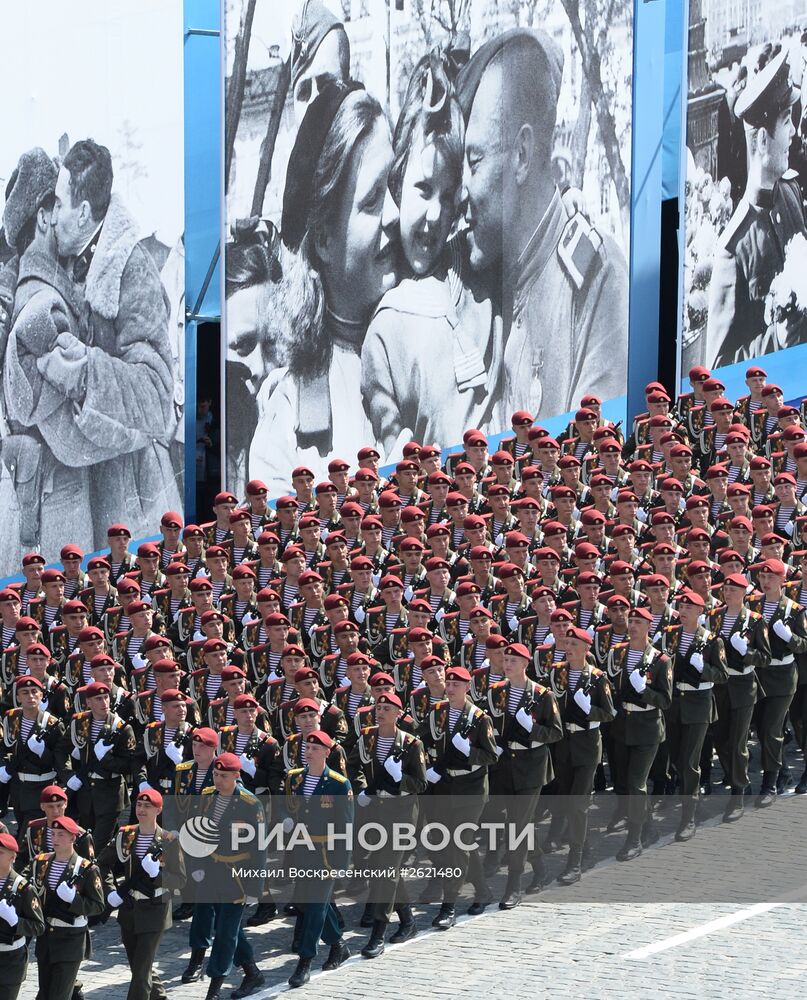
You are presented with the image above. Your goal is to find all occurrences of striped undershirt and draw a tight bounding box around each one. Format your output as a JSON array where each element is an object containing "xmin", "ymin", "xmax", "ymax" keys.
[
  {"xmin": 47, "ymin": 860, "xmax": 69, "ymax": 889},
  {"xmin": 375, "ymin": 736, "xmax": 394, "ymax": 761}
]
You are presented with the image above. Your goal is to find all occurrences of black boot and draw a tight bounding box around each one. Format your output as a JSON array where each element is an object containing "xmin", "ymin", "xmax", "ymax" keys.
[
  {"xmin": 467, "ymin": 883, "xmax": 494, "ymax": 916},
  {"xmin": 525, "ymin": 854, "xmax": 545, "ymax": 895},
  {"xmin": 723, "ymin": 789, "xmax": 744, "ymax": 823},
  {"xmin": 641, "ymin": 817, "xmax": 660, "ymax": 848},
  {"xmin": 288, "ymin": 957, "xmax": 312, "ymax": 989},
  {"xmin": 173, "ymin": 902, "xmax": 194, "ymax": 920},
  {"xmin": 499, "ymin": 873, "xmax": 523, "ymax": 910},
  {"xmin": 757, "ymin": 770, "xmax": 777, "ymax": 808},
  {"xmin": 291, "ymin": 914, "xmax": 303, "ymax": 954},
  {"xmin": 674, "ymin": 799, "xmax": 697, "ymax": 842},
  {"xmin": 72, "ymin": 985, "xmax": 85, "ymax": 1000},
  {"xmin": 359, "ymin": 901, "xmax": 374, "ymax": 928},
  {"xmin": 432, "ymin": 902, "xmax": 456, "ymax": 930},
  {"xmin": 322, "ymin": 939, "xmax": 351, "ymax": 971},
  {"xmin": 389, "ymin": 905, "xmax": 417, "ymax": 943},
  {"xmin": 776, "ymin": 765, "xmax": 792, "ymax": 794},
  {"xmin": 556, "ymin": 844, "xmax": 582, "ymax": 886},
  {"xmin": 796, "ymin": 770, "xmax": 807, "ymax": 795},
  {"xmin": 246, "ymin": 900, "xmax": 277, "ymax": 926},
  {"xmin": 231, "ymin": 962, "xmax": 265, "ymax": 999},
  {"xmin": 606, "ymin": 807, "xmax": 627, "ymax": 833},
  {"xmin": 180, "ymin": 948, "xmax": 206, "ymax": 984},
  {"xmin": 581, "ymin": 839, "xmax": 595, "ymax": 872},
  {"xmin": 361, "ymin": 920, "xmax": 387, "ymax": 958},
  {"xmin": 616, "ymin": 824, "xmax": 642, "ymax": 862},
  {"xmin": 205, "ymin": 976, "xmax": 225, "ymax": 1000}
]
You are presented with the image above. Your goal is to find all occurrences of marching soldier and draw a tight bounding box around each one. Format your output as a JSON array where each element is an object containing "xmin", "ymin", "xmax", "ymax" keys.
[
  {"xmin": 134, "ymin": 689, "xmax": 195, "ymax": 798},
  {"xmin": 32, "ymin": 815, "xmax": 105, "ymax": 1000},
  {"xmin": 655, "ymin": 591, "xmax": 727, "ymax": 840},
  {"xmin": 62, "ymin": 682, "xmax": 137, "ymax": 852},
  {"xmin": 418, "ymin": 665, "xmax": 498, "ymax": 925},
  {"xmin": 0, "ymin": 830, "xmax": 45, "ymax": 1000},
  {"xmin": 709, "ymin": 574, "xmax": 770, "ymax": 822},
  {"xmin": 173, "ymin": 729, "xmax": 218, "ymax": 931},
  {"xmin": 0, "ymin": 675, "xmax": 68, "ymax": 838},
  {"xmin": 285, "ymin": 731, "xmax": 353, "ymax": 990},
  {"xmin": 347, "ymin": 692, "xmax": 427, "ymax": 959},
  {"xmin": 186, "ymin": 753, "xmax": 265, "ymax": 1000},
  {"xmin": 607, "ymin": 607, "xmax": 673, "ymax": 860},
  {"xmin": 486, "ymin": 642, "xmax": 562, "ymax": 908},
  {"xmin": 98, "ymin": 788, "xmax": 186, "ymax": 1000},
  {"xmin": 546, "ymin": 627, "xmax": 615, "ymax": 884}
]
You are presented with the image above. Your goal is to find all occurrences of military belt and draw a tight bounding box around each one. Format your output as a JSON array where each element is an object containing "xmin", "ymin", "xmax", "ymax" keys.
[
  {"xmin": 769, "ymin": 655, "xmax": 795, "ymax": 666},
  {"xmin": 0, "ymin": 937, "xmax": 25, "ymax": 951},
  {"xmin": 566, "ymin": 722, "xmax": 599, "ymax": 733},
  {"xmin": 676, "ymin": 682, "xmax": 713, "ymax": 692},
  {"xmin": 376, "ymin": 790, "xmax": 411, "ymax": 798},
  {"xmin": 726, "ymin": 665, "xmax": 755, "ymax": 676},
  {"xmin": 17, "ymin": 771, "xmax": 56, "ymax": 782},
  {"xmin": 88, "ymin": 772, "xmax": 116, "ymax": 780},
  {"xmin": 47, "ymin": 915, "xmax": 87, "ymax": 929},
  {"xmin": 446, "ymin": 764, "xmax": 483, "ymax": 777},
  {"xmin": 624, "ymin": 703, "xmax": 653, "ymax": 713},
  {"xmin": 131, "ymin": 888, "xmax": 167, "ymax": 901}
]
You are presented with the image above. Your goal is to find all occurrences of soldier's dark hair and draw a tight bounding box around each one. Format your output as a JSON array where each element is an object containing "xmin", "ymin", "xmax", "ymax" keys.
[
  {"xmin": 63, "ymin": 139, "xmax": 113, "ymax": 220},
  {"xmin": 15, "ymin": 192, "xmax": 56, "ymax": 256}
]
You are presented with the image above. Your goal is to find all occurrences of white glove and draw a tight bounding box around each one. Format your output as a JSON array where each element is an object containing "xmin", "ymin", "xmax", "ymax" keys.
[
  {"xmin": 239, "ymin": 754, "xmax": 256, "ymax": 777},
  {"xmin": 94, "ymin": 740, "xmax": 112, "ymax": 760},
  {"xmin": 320, "ymin": 527, "xmax": 329, "ymax": 541},
  {"xmin": 0, "ymin": 767, "xmax": 10, "ymax": 785},
  {"xmin": 371, "ymin": 573, "xmax": 381, "ymax": 587},
  {"xmin": 142, "ymin": 595, "xmax": 153, "ymax": 606},
  {"xmin": 138, "ymin": 781, "xmax": 152, "ymax": 792},
  {"xmin": 242, "ymin": 614, "xmax": 259, "ymax": 627},
  {"xmin": 56, "ymin": 881, "xmax": 76, "ymax": 904},
  {"xmin": 404, "ymin": 585, "xmax": 414, "ymax": 602},
  {"xmin": 610, "ymin": 486, "xmax": 619, "ymax": 502},
  {"xmin": 451, "ymin": 732, "xmax": 471, "ymax": 756},
  {"xmin": 586, "ymin": 624, "xmax": 595, "ymax": 635},
  {"xmin": 573, "ymin": 689, "xmax": 592, "ymax": 714},
  {"xmin": 357, "ymin": 790, "xmax": 371, "ymax": 807},
  {"xmin": 494, "ymin": 745, "xmax": 504, "ymax": 758},
  {"xmin": 426, "ymin": 767, "xmax": 441, "ymax": 784},
  {"xmin": 494, "ymin": 533, "xmax": 504, "ymax": 547},
  {"xmin": 546, "ymin": 633, "xmax": 555, "ymax": 646},
  {"xmin": 165, "ymin": 741, "xmax": 183, "ymax": 765},
  {"xmin": 773, "ymin": 620, "xmax": 793, "ymax": 643},
  {"xmin": 690, "ymin": 651, "xmax": 704, "ymax": 673},
  {"xmin": 383, "ymin": 756, "xmax": 403, "ymax": 782},
  {"xmin": 193, "ymin": 630, "xmax": 205, "ymax": 642},
  {"xmin": 785, "ymin": 521, "xmax": 795, "ymax": 537},
  {"xmin": 67, "ymin": 775, "xmax": 83, "ymax": 791},
  {"xmin": 71, "ymin": 746, "xmax": 82, "ymax": 761},
  {"xmin": 434, "ymin": 608, "xmax": 446, "ymax": 622},
  {"xmin": 132, "ymin": 652, "xmax": 147, "ymax": 669},
  {"xmin": 107, "ymin": 890, "xmax": 124, "ymax": 909},
  {"xmin": 730, "ymin": 633, "xmax": 748, "ymax": 656},
  {"xmin": 629, "ymin": 670, "xmax": 646, "ymax": 693},
  {"xmin": 141, "ymin": 853, "xmax": 161, "ymax": 878},
  {"xmin": 27, "ymin": 734, "xmax": 46, "ymax": 757},
  {"xmin": 515, "ymin": 707, "xmax": 534, "ymax": 732},
  {"xmin": 282, "ymin": 816, "xmax": 295, "ymax": 834},
  {"xmin": 0, "ymin": 899, "xmax": 18, "ymax": 926},
  {"xmin": 508, "ymin": 616, "xmax": 520, "ymax": 631},
  {"xmin": 191, "ymin": 869, "xmax": 205, "ymax": 883},
  {"xmin": 636, "ymin": 508, "xmax": 648, "ymax": 523},
  {"xmin": 354, "ymin": 607, "xmax": 366, "ymax": 624}
]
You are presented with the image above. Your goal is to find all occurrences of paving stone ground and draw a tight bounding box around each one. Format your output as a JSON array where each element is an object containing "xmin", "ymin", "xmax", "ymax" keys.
[{"xmin": 18, "ymin": 741, "xmax": 807, "ymax": 1000}]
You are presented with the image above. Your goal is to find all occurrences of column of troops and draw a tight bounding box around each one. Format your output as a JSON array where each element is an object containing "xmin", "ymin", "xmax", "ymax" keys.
[{"xmin": 1, "ymin": 364, "xmax": 807, "ymax": 996}]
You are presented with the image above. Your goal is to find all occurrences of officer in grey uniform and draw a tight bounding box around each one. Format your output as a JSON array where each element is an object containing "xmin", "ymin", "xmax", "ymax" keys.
[{"xmin": 706, "ymin": 52, "xmax": 807, "ymax": 367}]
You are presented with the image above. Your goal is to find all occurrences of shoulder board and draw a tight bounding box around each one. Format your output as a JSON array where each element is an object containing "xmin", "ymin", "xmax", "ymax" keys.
[
  {"xmin": 7, "ymin": 708, "xmax": 21, "ymax": 718},
  {"xmin": 433, "ymin": 699, "xmax": 449, "ymax": 712},
  {"xmin": 532, "ymin": 683, "xmax": 547, "ymax": 695},
  {"xmin": 72, "ymin": 711, "xmax": 91, "ymax": 721},
  {"xmin": 175, "ymin": 760, "xmax": 193, "ymax": 771},
  {"xmin": 146, "ymin": 720, "xmax": 161, "ymax": 730},
  {"xmin": 749, "ymin": 611, "xmax": 762, "ymax": 620},
  {"xmin": 327, "ymin": 770, "xmax": 349, "ymax": 784},
  {"xmin": 201, "ymin": 786, "xmax": 216, "ymax": 795},
  {"xmin": 120, "ymin": 824, "xmax": 137, "ymax": 833},
  {"xmin": 237, "ymin": 787, "xmax": 258, "ymax": 804},
  {"xmin": 79, "ymin": 857, "xmax": 93, "ymax": 869},
  {"xmin": 36, "ymin": 852, "xmax": 52, "ymax": 861},
  {"xmin": 288, "ymin": 767, "xmax": 304, "ymax": 778},
  {"xmin": 45, "ymin": 714, "xmax": 58, "ymax": 727},
  {"xmin": 613, "ymin": 641, "xmax": 629, "ymax": 650},
  {"xmin": 490, "ymin": 680, "xmax": 508, "ymax": 691},
  {"xmin": 590, "ymin": 667, "xmax": 604, "ymax": 677}
]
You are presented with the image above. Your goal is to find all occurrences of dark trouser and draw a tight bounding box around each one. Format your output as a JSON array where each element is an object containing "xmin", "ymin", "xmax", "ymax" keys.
[
  {"xmin": 712, "ymin": 687, "xmax": 755, "ymax": 788},
  {"xmin": 0, "ymin": 942, "xmax": 28, "ymax": 1000},
  {"xmin": 789, "ymin": 684, "xmax": 807, "ymax": 755},
  {"xmin": 609, "ymin": 740, "xmax": 658, "ymax": 826},
  {"xmin": 436, "ymin": 796, "xmax": 487, "ymax": 904},
  {"xmin": 190, "ymin": 902, "xmax": 253, "ymax": 978},
  {"xmin": 648, "ymin": 735, "xmax": 671, "ymax": 792},
  {"xmin": 366, "ymin": 798, "xmax": 415, "ymax": 922},
  {"xmin": 666, "ymin": 718, "xmax": 709, "ymax": 797},
  {"xmin": 118, "ymin": 909, "xmax": 167, "ymax": 1000},
  {"xmin": 553, "ymin": 752, "xmax": 598, "ymax": 847},
  {"xmin": 757, "ymin": 693, "xmax": 795, "ymax": 773},
  {"xmin": 295, "ymin": 881, "xmax": 341, "ymax": 960},
  {"xmin": 37, "ymin": 955, "xmax": 82, "ymax": 1000}
]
